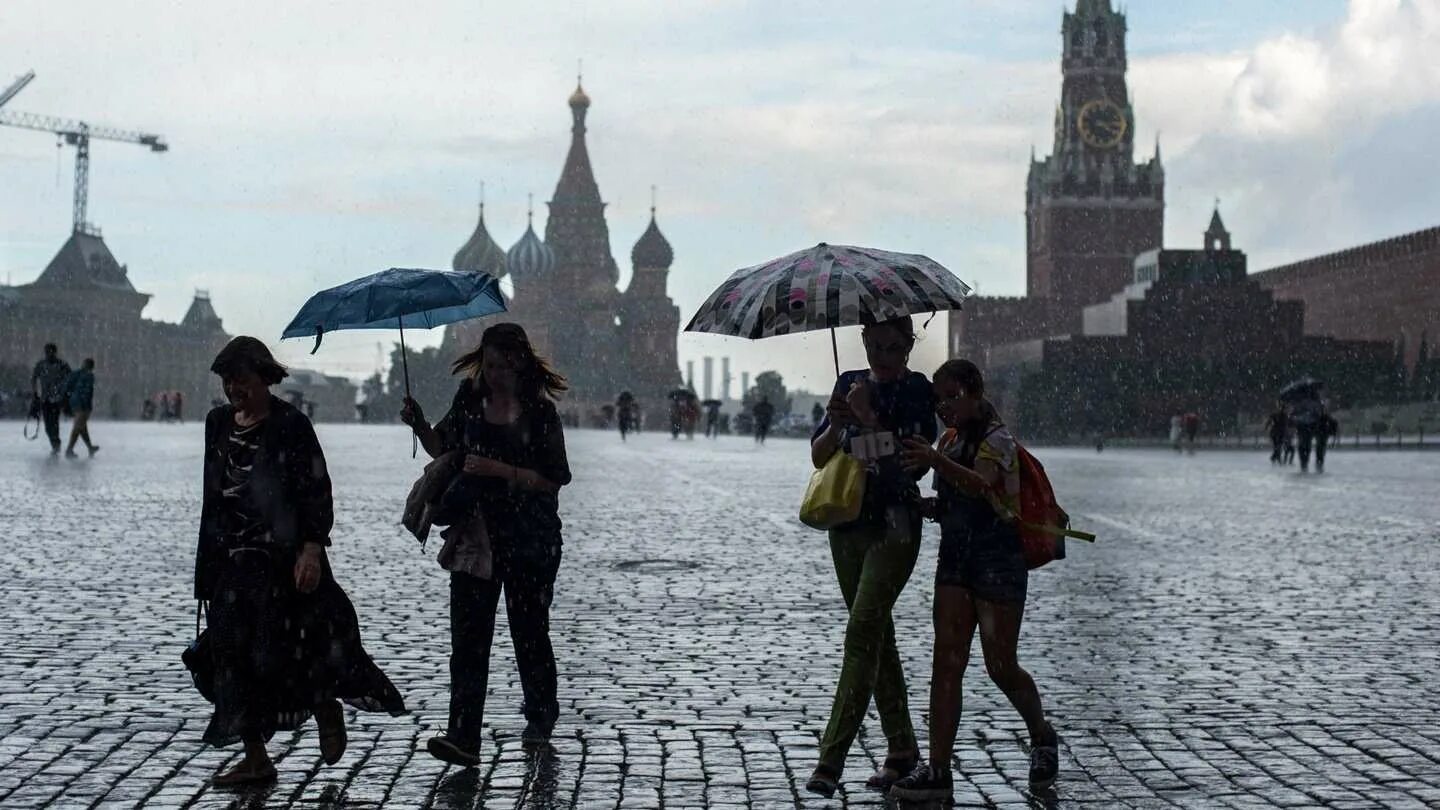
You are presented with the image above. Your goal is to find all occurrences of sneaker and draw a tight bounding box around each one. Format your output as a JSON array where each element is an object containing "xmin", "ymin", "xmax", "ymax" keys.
[
  {"xmin": 1029, "ymin": 727, "xmax": 1059, "ymax": 789},
  {"xmin": 521, "ymin": 721, "xmax": 553, "ymax": 748},
  {"xmin": 65, "ymin": 450, "xmax": 78, "ymax": 459},
  {"xmin": 88, "ymin": 445, "xmax": 100, "ymax": 457},
  {"xmin": 426, "ymin": 735, "xmax": 481, "ymax": 768},
  {"xmin": 890, "ymin": 762, "xmax": 952, "ymax": 801}
]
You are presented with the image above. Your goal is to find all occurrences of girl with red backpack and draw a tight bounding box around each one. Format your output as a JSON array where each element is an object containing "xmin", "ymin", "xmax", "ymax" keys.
[{"xmin": 891, "ymin": 359, "xmax": 1059, "ymax": 801}]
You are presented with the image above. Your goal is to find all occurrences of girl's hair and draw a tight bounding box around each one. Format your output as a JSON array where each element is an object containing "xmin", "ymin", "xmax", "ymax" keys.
[
  {"xmin": 211, "ymin": 336, "xmax": 288, "ymax": 385},
  {"xmin": 935, "ymin": 358, "xmax": 998, "ymax": 443},
  {"xmin": 452, "ymin": 322, "xmax": 568, "ymax": 402},
  {"xmin": 933, "ymin": 358, "xmax": 984, "ymax": 397},
  {"xmin": 861, "ymin": 315, "xmax": 917, "ymax": 350}
]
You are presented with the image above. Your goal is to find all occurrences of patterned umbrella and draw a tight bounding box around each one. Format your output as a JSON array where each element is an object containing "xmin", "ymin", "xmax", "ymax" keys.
[{"xmin": 684, "ymin": 243, "xmax": 971, "ymax": 372}]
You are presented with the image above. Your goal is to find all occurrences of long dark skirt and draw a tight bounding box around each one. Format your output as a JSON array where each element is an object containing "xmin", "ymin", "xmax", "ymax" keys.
[{"xmin": 187, "ymin": 547, "xmax": 405, "ymax": 747}]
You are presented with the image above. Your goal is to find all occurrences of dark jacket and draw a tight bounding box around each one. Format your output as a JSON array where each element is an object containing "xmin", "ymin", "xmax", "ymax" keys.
[
  {"xmin": 433, "ymin": 379, "xmax": 572, "ymax": 548},
  {"xmin": 195, "ymin": 396, "xmax": 333, "ymax": 600}
]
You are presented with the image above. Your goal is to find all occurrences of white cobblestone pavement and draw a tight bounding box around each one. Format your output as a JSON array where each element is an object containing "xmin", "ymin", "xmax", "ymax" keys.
[{"xmin": 1, "ymin": 422, "xmax": 1438, "ymax": 809}]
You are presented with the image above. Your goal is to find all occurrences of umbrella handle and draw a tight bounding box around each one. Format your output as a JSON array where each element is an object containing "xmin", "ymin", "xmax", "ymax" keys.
[
  {"xmin": 399, "ymin": 317, "xmax": 415, "ymax": 458},
  {"xmin": 830, "ymin": 327, "xmax": 839, "ymax": 377}
]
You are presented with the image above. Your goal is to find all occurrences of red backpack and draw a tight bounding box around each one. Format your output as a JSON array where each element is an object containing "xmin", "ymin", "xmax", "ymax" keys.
[{"xmin": 940, "ymin": 428, "xmax": 1094, "ymax": 569}]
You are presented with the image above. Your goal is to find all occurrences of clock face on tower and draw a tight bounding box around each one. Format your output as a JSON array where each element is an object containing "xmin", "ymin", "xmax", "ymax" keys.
[{"xmin": 1078, "ymin": 99, "xmax": 1126, "ymax": 149}]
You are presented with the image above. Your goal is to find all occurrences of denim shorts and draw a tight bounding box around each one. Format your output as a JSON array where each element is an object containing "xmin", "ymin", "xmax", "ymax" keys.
[{"xmin": 936, "ymin": 513, "xmax": 1028, "ymax": 604}]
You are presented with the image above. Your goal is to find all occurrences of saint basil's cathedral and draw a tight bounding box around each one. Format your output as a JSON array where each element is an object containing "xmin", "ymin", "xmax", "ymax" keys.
[{"xmin": 441, "ymin": 81, "xmax": 681, "ymax": 425}]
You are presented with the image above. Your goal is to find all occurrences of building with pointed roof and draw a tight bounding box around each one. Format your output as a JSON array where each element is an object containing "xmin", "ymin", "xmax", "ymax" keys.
[
  {"xmin": 0, "ymin": 232, "xmax": 232, "ymax": 419},
  {"xmin": 443, "ymin": 81, "xmax": 681, "ymax": 424}
]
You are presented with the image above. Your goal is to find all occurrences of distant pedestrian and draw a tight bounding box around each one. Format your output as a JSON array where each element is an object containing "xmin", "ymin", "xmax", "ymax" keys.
[
  {"xmin": 1265, "ymin": 403, "xmax": 1290, "ymax": 464},
  {"xmin": 401, "ymin": 323, "xmax": 572, "ymax": 766},
  {"xmin": 804, "ymin": 316, "xmax": 936, "ymax": 798},
  {"xmin": 64, "ymin": 358, "xmax": 99, "ymax": 458},
  {"xmin": 187, "ymin": 336, "xmax": 404, "ymax": 786},
  {"xmin": 31, "ymin": 343, "xmax": 71, "ymax": 454},
  {"xmin": 1168, "ymin": 414, "xmax": 1183, "ymax": 452},
  {"xmin": 891, "ymin": 359, "xmax": 1059, "ymax": 801},
  {"xmin": 812, "ymin": 401, "xmax": 825, "ymax": 427},
  {"xmin": 616, "ymin": 391, "xmax": 636, "ymax": 441},
  {"xmin": 1183, "ymin": 412, "xmax": 1200, "ymax": 451},
  {"xmin": 752, "ymin": 397, "xmax": 775, "ymax": 444},
  {"xmin": 174, "ymin": 391, "xmax": 185, "ymax": 423},
  {"xmin": 705, "ymin": 400, "xmax": 722, "ymax": 438},
  {"xmin": 1291, "ymin": 395, "xmax": 1324, "ymax": 472},
  {"xmin": 1314, "ymin": 411, "xmax": 1338, "ymax": 474}
]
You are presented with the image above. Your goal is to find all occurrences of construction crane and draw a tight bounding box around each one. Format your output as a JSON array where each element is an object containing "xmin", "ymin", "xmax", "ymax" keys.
[
  {"xmin": 0, "ymin": 70, "xmax": 35, "ymax": 109},
  {"xmin": 0, "ymin": 103, "xmax": 168, "ymax": 235}
]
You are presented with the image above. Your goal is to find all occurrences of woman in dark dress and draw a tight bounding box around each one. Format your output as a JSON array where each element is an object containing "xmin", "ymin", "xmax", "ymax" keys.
[
  {"xmin": 400, "ymin": 323, "xmax": 572, "ymax": 766},
  {"xmin": 189, "ymin": 336, "xmax": 405, "ymax": 786},
  {"xmin": 805, "ymin": 316, "xmax": 937, "ymax": 797}
]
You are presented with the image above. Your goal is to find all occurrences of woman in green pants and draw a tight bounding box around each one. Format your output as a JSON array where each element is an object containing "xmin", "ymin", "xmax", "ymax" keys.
[{"xmin": 805, "ymin": 316, "xmax": 938, "ymax": 797}]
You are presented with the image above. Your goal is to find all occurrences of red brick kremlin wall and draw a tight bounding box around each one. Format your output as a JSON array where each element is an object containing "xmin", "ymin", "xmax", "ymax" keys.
[{"xmin": 1252, "ymin": 226, "xmax": 1440, "ymax": 369}]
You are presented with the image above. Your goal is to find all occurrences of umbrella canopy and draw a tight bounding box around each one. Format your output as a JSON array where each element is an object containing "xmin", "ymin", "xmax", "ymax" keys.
[
  {"xmin": 685, "ymin": 243, "xmax": 970, "ymax": 340},
  {"xmin": 1279, "ymin": 376, "xmax": 1324, "ymax": 402},
  {"xmin": 281, "ymin": 267, "xmax": 505, "ymax": 457},
  {"xmin": 281, "ymin": 267, "xmax": 505, "ymax": 352}
]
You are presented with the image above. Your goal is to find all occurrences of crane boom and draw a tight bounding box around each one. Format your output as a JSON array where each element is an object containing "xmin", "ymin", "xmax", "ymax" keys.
[
  {"xmin": 0, "ymin": 71, "xmax": 35, "ymax": 109},
  {"xmin": 0, "ymin": 107, "xmax": 167, "ymax": 234}
]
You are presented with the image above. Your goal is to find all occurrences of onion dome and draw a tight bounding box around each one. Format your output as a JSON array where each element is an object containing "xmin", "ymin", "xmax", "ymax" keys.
[
  {"xmin": 507, "ymin": 207, "xmax": 555, "ymax": 282},
  {"xmin": 631, "ymin": 207, "xmax": 673, "ymax": 269},
  {"xmin": 452, "ymin": 202, "xmax": 507, "ymax": 279},
  {"xmin": 568, "ymin": 80, "xmax": 591, "ymax": 110}
]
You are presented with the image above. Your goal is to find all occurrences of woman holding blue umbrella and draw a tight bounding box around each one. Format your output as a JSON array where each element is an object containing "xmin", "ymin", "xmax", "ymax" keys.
[{"xmin": 400, "ymin": 323, "xmax": 572, "ymax": 766}]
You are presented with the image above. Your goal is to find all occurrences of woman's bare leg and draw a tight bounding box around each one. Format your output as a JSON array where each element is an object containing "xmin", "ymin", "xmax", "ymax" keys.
[
  {"xmin": 975, "ymin": 599, "xmax": 1052, "ymax": 744},
  {"xmin": 928, "ymin": 584, "xmax": 979, "ymax": 770}
]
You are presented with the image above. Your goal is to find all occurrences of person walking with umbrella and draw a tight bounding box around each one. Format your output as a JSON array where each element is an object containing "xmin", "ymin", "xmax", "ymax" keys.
[
  {"xmin": 1282, "ymin": 378, "xmax": 1326, "ymax": 472},
  {"xmin": 187, "ymin": 337, "xmax": 404, "ymax": 786},
  {"xmin": 685, "ymin": 242, "xmax": 969, "ymax": 798},
  {"xmin": 400, "ymin": 323, "xmax": 572, "ymax": 765}
]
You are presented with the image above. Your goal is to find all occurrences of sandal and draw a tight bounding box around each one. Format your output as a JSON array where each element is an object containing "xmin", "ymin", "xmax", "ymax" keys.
[
  {"xmin": 314, "ymin": 699, "xmax": 347, "ymax": 765},
  {"xmin": 865, "ymin": 749, "xmax": 920, "ymax": 790},
  {"xmin": 805, "ymin": 763, "xmax": 841, "ymax": 798},
  {"xmin": 212, "ymin": 759, "xmax": 277, "ymax": 787}
]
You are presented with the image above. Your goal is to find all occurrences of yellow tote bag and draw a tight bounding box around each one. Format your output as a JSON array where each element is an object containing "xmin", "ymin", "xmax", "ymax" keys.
[{"xmin": 799, "ymin": 450, "xmax": 867, "ymax": 530}]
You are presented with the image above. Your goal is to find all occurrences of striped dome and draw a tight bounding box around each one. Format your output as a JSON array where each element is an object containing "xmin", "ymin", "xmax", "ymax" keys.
[
  {"xmin": 453, "ymin": 204, "xmax": 507, "ymax": 278},
  {"xmin": 507, "ymin": 221, "xmax": 555, "ymax": 282}
]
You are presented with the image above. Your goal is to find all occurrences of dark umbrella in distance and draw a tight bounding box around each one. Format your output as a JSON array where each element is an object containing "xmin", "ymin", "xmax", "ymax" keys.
[
  {"xmin": 281, "ymin": 267, "xmax": 506, "ymax": 454},
  {"xmin": 1279, "ymin": 376, "xmax": 1324, "ymax": 402}
]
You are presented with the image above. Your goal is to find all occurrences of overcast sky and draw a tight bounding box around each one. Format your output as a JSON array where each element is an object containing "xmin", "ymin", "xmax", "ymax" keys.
[{"xmin": 3, "ymin": 0, "xmax": 1437, "ymax": 397}]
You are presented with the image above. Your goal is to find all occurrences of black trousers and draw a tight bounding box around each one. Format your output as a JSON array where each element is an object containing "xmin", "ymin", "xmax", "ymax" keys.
[
  {"xmin": 448, "ymin": 548, "xmax": 561, "ymax": 749},
  {"xmin": 1296, "ymin": 426, "xmax": 1328, "ymax": 469},
  {"xmin": 41, "ymin": 402, "xmax": 62, "ymax": 449}
]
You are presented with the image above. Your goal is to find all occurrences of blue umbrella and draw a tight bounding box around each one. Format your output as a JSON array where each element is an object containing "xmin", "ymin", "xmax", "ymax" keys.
[
  {"xmin": 282, "ymin": 268, "xmax": 505, "ymax": 455},
  {"xmin": 281, "ymin": 267, "xmax": 505, "ymax": 398}
]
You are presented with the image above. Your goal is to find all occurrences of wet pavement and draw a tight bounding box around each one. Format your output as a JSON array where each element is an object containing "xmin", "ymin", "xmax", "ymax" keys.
[{"xmin": 1, "ymin": 422, "xmax": 1438, "ymax": 809}]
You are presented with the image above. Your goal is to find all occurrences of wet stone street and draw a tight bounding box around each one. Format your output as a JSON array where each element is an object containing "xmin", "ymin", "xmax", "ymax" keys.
[{"xmin": 1, "ymin": 423, "xmax": 1438, "ymax": 809}]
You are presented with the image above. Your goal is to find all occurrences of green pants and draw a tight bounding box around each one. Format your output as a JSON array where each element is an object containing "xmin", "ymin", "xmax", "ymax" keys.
[{"xmin": 818, "ymin": 508, "xmax": 921, "ymax": 773}]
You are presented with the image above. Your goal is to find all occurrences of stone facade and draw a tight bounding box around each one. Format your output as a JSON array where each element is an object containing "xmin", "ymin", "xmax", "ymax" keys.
[
  {"xmin": 0, "ymin": 232, "xmax": 230, "ymax": 419},
  {"xmin": 1252, "ymin": 226, "xmax": 1440, "ymax": 371},
  {"xmin": 996, "ymin": 215, "xmax": 1394, "ymax": 437},
  {"xmin": 443, "ymin": 83, "xmax": 681, "ymax": 425}
]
